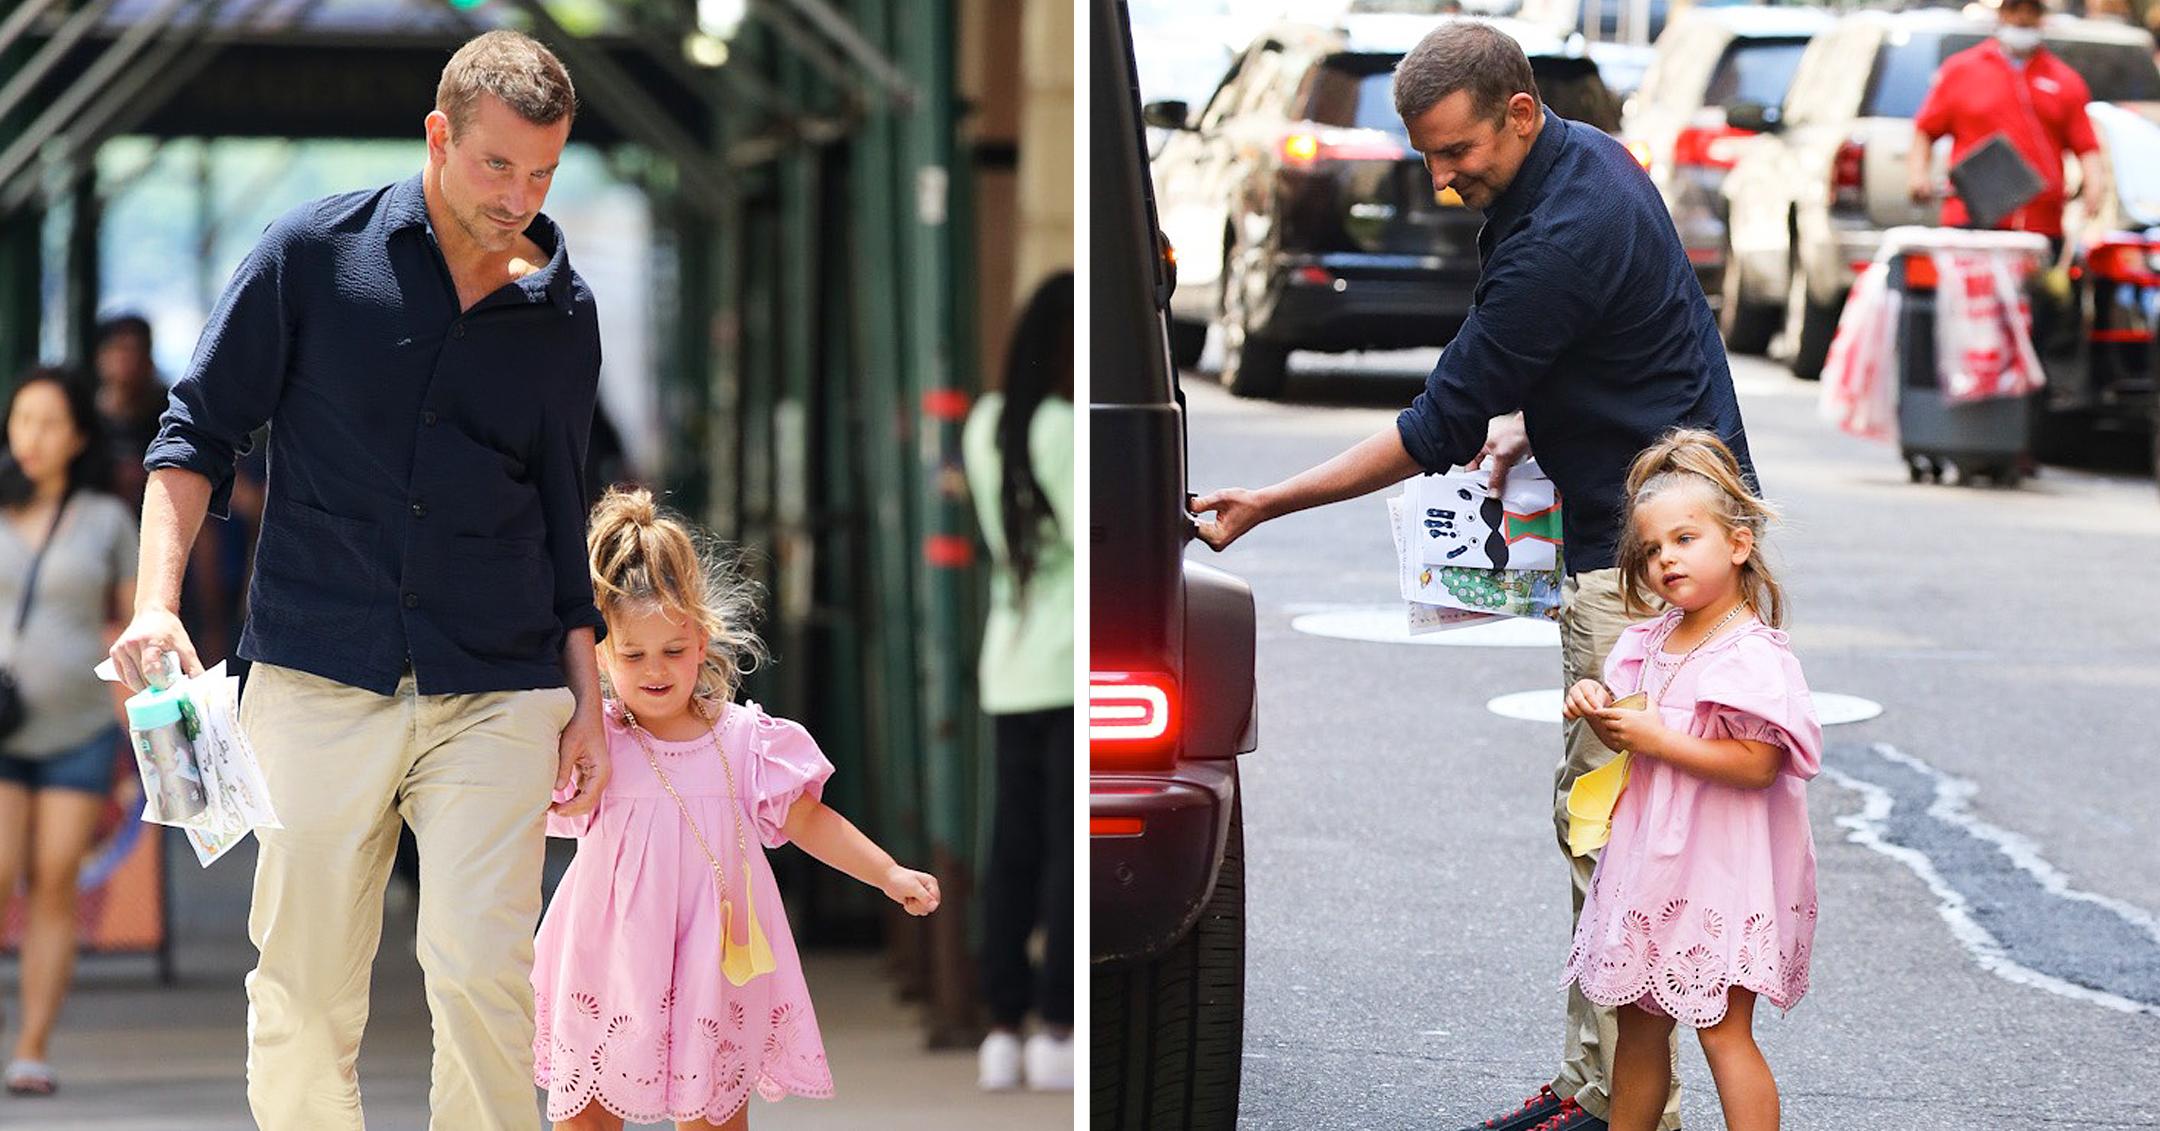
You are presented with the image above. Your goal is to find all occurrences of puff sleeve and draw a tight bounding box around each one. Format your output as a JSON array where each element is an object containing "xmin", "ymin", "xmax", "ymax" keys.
[
  {"xmin": 746, "ymin": 705, "xmax": 836, "ymax": 848},
  {"xmin": 1599, "ymin": 615, "xmax": 1666, "ymax": 696},
  {"xmin": 1689, "ymin": 632, "xmax": 1823, "ymax": 780}
]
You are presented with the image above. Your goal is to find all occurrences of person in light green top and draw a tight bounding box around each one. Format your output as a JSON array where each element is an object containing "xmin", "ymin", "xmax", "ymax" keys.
[{"xmin": 960, "ymin": 272, "xmax": 1073, "ymax": 1093}]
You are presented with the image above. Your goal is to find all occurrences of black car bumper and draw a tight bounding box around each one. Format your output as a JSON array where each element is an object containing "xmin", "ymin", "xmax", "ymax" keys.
[
  {"xmin": 1090, "ymin": 758, "xmax": 1237, "ymax": 966},
  {"xmin": 1257, "ymin": 254, "xmax": 1479, "ymax": 353}
]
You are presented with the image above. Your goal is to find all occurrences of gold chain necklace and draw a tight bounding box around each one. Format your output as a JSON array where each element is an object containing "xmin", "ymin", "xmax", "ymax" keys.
[
  {"xmin": 621, "ymin": 700, "xmax": 777, "ymax": 987},
  {"xmin": 1642, "ymin": 602, "xmax": 1748, "ymax": 709}
]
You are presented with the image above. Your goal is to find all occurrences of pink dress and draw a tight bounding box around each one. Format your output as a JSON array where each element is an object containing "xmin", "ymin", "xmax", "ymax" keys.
[
  {"xmin": 533, "ymin": 699, "xmax": 836, "ymax": 1124},
  {"xmin": 1561, "ymin": 610, "xmax": 1823, "ymax": 1028}
]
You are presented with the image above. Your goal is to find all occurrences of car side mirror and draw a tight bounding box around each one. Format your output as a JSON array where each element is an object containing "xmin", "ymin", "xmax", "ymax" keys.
[
  {"xmin": 1726, "ymin": 100, "xmax": 1782, "ymax": 134},
  {"xmin": 1142, "ymin": 99, "xmax": 1193, "ymax": 131}
]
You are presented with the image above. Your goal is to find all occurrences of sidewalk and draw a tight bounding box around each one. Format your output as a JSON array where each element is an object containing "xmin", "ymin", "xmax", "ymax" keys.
[{"xmin": 1, "ymin": 833, "xmax": 1073, "ymax": 1130}]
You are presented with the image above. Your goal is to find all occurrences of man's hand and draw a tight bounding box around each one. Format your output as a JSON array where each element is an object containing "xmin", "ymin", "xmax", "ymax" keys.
[
  {"xmin": 1470, "ymin": 412, "xmax": 1531, "ymax": 497},
  {"xmin": 550, "ymin": 705, "xmax": 610, "ymax": 817},
  {"xmin": 109, "ymin": 607, "xmax": 202, "ymax": 691},
  {"xmin": 1907, "ymin": 168, "xmax": 1935, "ymax": 204},
  {"xmin": 1188, "ymin": 488, "xmax": 1275, "ymax": 552}
]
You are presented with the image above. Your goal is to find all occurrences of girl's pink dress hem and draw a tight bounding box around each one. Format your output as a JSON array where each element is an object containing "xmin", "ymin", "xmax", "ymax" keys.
[
  {"xmin": 533, "ymin": 700, "xmax": 837, "ymax": 1124},
  {"xmin": 1561, "ymin": 611, "xmax": 1823, "ymax": 1029}
]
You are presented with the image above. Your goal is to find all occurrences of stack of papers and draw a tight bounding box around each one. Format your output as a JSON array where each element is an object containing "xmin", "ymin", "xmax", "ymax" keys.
[{"xmin": 1389, "ymin": 460, "xmax": 1565, "ymax": 634}]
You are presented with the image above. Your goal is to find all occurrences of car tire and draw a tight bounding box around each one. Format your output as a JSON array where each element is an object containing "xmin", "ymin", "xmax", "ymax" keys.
[
  {"xmin": 1718, "ymin": 247, "xmax": 1779, "ymax": 356},
  {"xmin": 1168, "ymin": 319, "xmax": 1207, "ymax": 371},
  {"xmin": 1090, "ymin": 791, "xmax": 1245, "ymax": 1131},
  {"xmin": 1220, "ymin": 334, "xmax": 1288, "ymax": 399},
  {"xmin": 1217, "ymin": 232, "xmax": 1290, "ymax": 399},
  {"xmin": 1779, "ymin": 257, "xmax": 1840, "ymax": 382}
]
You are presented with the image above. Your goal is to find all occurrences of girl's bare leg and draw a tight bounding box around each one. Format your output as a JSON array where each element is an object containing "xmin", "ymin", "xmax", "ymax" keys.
[
  {"xmin": 0, "ymin": 785, "xmax": 27, "ymax": 1030},
  {"xmin": 1697, "ymin": 988, "xmax": 1779, "ymax": 1131},
  {"xmin": 1607, "ymin": 1001, "xmax": 1678, "ymax": 1131},
  {"xmin": 553, "ymin": 1100, "xmax": 626, "ymax": 1131},
  {"xmin": 677, "ymin": 1097, "xmax": 749, "ymax": 1131},
  {"xmin": 14, "ymin": 788, "xmax": 104, "ymax": 1063}
]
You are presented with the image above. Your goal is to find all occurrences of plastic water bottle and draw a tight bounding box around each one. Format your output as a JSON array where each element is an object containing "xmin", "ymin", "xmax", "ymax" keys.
[{"xmin": 125, "ymin": 652, "xmax": 208, "ymax": 822}]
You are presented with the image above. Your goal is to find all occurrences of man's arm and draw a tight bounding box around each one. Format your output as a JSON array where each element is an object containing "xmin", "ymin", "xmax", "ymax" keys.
[
  {"xmin": 109, "ymin": 468, "xmax": 213, "ymax": 688},
  {"xmin": 1907, "ymin": 125, "xmax": 1937, "ymax": 203},
  {"xmin": 1191, "ymin": 426, "xmax": 1422, "ymax": 550}
]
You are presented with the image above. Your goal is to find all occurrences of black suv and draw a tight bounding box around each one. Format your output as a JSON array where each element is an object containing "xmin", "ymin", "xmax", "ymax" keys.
[
  {"xmin": 1091, "ymin": 1, "xmax": 1259, "ymax": 1127},
  {"xmin": 1144, "ymin": 13, "xmax": 1623, "ymax": 397}
]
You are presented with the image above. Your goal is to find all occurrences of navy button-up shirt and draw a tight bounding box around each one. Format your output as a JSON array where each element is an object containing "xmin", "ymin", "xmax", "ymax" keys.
[
  {"xmin": 147, "ymin": 173, "xmax": 605, "ymax": 695},
  {"xmin": 1396, "ymin": 108, "xmax": 1754, "ymax": 575}
]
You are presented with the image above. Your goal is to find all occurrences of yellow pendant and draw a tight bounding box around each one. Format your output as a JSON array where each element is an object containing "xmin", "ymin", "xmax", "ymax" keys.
[
  {"xmin": 720, "ymin": 861, "xmax": 778, "ymax": 987},
  {"xmin": 1566, "ymin": 691, "xmax": 1649, "ymax": 858}
]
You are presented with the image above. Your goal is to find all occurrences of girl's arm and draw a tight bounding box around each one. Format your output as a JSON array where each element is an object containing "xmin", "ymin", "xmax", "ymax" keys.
[
  {"xmin": 781, "ymin": 796, "xmax": 941, "ymax": 916},
  {"xmin": 1639, "ymin": 731, "xmax": 1784, "ymax": 790}
]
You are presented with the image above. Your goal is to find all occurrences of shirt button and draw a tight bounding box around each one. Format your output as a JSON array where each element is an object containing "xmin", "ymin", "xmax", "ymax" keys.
[
  {"xmin": 423, "ymin": 410, "xmax": 438, "ymax": 426},
  {"xmin": 410, "ymin": 501, "xmax": 427, "ymax": 518},
  {"xmin": 453, "ymin": 323, "xmax": 466, "ymax": 339},
  {"xmin": 403, "ymin": 593, "xmax": 420, "ymax": 609}
]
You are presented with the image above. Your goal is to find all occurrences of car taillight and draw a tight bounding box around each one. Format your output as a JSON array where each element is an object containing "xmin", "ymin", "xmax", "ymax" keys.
[
  {"xmin": 1903, "ymin": 253, "xmax": 1937, "ymax": 291},
  {"xmin": 1090, "ymin": 671, "xmax": 1178, "ymax": 768},
  {"xmin": 1281, "ymin": 127, "xmax": 1408, "ymax": 168},
  {"xmin": 1832, "ymin": 139, "xmax": 1865, "ymax": 209},
  {"xmin": 2086, "ymin": 239, "xmax": 2160, "ymax": 287},
  {"xmin": 1672, "ymin": 125, "xmax": 1752, "ymax": 171},
  {"xmin": 1625, "ymin": 139, "xmax": 1654, "ymax": 170}
]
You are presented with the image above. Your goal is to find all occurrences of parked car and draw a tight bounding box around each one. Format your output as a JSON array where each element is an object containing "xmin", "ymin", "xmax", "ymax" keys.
[
  {"xmin": 1091, "ymin": 1, "xmax": 1259, "ymax": 1128},
  {"xmin": 1620, "ymin": 5, "xmax": 1827, "ymax": 300},
  {"xmin": 1146, "ymin": 13, "xmax": 1623, "ymax": 397},
  {"xmin": 1718, "ymin": 7, "xmax": 2160, "ymax": 378}
]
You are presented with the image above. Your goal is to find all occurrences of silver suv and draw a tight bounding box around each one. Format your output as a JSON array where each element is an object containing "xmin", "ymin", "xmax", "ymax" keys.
[{"xmin": 1717, "ymin": 8, "xmax": 2160, "ymax": 378}]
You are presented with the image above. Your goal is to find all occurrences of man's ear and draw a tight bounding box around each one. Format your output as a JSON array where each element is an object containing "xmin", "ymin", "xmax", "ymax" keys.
[
  {"xmin": 1509, "ymin": 91, "xmax": 1540, "ymax": 135},
  {"xmin": 424, "ymin": 110, "xmax": 452, "ymax": 162}
]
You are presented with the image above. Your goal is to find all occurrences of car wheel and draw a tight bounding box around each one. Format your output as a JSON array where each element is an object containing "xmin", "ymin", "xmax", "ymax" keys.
[
  {"xmin": 1779, "ymin": 255, "xmax": 1840, "ymax": 382},
  {"xmin": 1090, "ymin": 791, "xmax": 1245, "ymax": 1131},
  {"xmin": 1168, "ymin": 319, "xmax": 1207, "ymax": 370},
  {"xmin": 1718, "ymin": 245, "xmax": 1779, "ymax": 356},
  {"xmin": 1218, "ymin": 235, "xmax": 1289, "ymax": 399}
]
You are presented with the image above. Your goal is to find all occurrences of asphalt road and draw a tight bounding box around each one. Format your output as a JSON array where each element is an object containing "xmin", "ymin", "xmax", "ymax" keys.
[{"xmin": 1180, "ymin": 345, "xmax": 2160, "ymax": 1129}]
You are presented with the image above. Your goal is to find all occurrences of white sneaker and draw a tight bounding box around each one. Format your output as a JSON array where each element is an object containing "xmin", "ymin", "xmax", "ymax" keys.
[
  {"xmin": 978, "ymin": 1030, "xmax": 1023, "ymax": 1091},
  {"xmin": 1023, "ymin": 1032, "xmax": 1074, "ymax": 1092}
]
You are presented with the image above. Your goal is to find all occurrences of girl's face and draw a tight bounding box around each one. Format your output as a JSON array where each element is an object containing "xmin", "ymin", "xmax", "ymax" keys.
[
  {"xmin": 1633, "ymin": 487, "xmax": 1753, "ymax": 612},
  {"xmin": 6, "ymin": 381, "xmax": 86, "ymax": 488},
  {"xmin": 602, "ymin": 603, "xmax": 706, "ymax": 723}
]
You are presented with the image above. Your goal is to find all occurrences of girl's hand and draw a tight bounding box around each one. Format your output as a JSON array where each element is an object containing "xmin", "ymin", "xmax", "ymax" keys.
[
  {"xmin": 883, "ymin": 866, "xmax": 941, "ymax": 916},
  {"xmin": 1562, "ymin": 679, "xmax": 1612, "ymax": 721},
  {"xmin": 1591, "ymin": 704, "xmax": 1667, "ymax": 758}
]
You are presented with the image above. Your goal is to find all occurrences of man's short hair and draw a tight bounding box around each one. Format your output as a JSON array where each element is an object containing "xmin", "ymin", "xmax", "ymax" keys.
[
  {"xmin": 95, "ymin": 313, "xmax": 151, "ymax": 351},
  {"xmin": 1392, "ymin": 21, "xmax": 1540, "ymax": 127},
  {"xmin": 435, "ymin": 30, "xmax": 576, "ymax": 138}
]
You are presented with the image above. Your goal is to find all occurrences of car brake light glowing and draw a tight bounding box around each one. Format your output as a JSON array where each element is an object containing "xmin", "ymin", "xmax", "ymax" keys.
[
  {"xmin": 2086, "ymin": 239, "xmax": 2160, "ymax": 288},
  {"xmin": 1903, "ymin": 253, "xmax": 1937, "ymax": 291},
  {"xmin": 1832, "ymin": 139, "xmax": 1865, "ymax": 208},
  {"xmin": 1280, "ymin": 127, "xmax": 1408, "ymax": 167},
  {"xmin": 1091, "ymin": 817, "xmax": 1145, "ymax": 837},
  {"xmin": 1673, "ymin": 125, "xmax": 1752, "ymax": 171},
  {"xmin": 1090, "ymin": 671, "xmax": 1178, "ymax": 768}
]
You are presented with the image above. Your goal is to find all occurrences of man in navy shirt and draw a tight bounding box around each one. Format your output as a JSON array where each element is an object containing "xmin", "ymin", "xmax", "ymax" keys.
[
  {"xmin": 109, "ymin": 31, "xmax": 607, "ymax": 1131},
  {"xmin": 1193, "ymin": 22, "xmax": 1752, "ymax": 1131}
]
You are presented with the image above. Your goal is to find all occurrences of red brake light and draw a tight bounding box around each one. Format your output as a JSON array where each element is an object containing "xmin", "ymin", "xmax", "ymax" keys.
[
  {"xmin": 1832, "ymin": 139, "xmax": 1865, "ymax": 208},
  {"xmin": 1281, "ymin": 127, "xmax": 1407, "ymax": 168},
  {"xmin": 1673, "ymin": 125, "xmax": 1752, "ymax": 171},
  {"xmin": 1090, "ymin": 671, "xmax": 1178, "ymax": 768},
  {"xmin": 2087, "ymin": 240, "xmax": 2160, "ymax": 287},
  {"xmin": 1903, "ymin": 253, "xmax": 1938, "ymax": 292}
]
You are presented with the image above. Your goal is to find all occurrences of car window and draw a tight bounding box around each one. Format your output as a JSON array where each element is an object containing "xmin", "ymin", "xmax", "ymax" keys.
[
  {"xmin": 1703, "ymin": 39, "xmax": 1810, "ymax": 108},
  {"xmin": 1236, "ymin": 44, "xmax": 1295, "ymax": 116},
  {"xmin": 1303, "ymin": 54, "xmax": 1408, "ymax": 136},
  {"xmin": 2046, "ymin": 38, "xmax": 2160, "ymax": 102},
  {"xmin": 1197, "ymin": 50, "xmax": 1249, "ymax": 130},
  {"xmin": 1864, "ymin": 32, "xmax": 1965, "ymax": 119}
]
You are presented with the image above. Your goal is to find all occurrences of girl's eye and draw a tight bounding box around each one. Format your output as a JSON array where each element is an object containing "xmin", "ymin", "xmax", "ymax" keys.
[
  {"xmin": 619, "ymin": 653, "xmax": 642, "ymax": 662},
  {"xmin": 663, "ymin": 648, "xmax": 685, "ymax": 657}
]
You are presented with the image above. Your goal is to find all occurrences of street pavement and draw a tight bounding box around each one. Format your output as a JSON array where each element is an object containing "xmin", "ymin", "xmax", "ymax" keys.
[
  {"xmin": 1181, "ymin": 345, "xmax": 2160, "ymax": 1129},
  {"xmin": 0, "ymin": 834, "xmax": 1074, "ymax": 1130}
]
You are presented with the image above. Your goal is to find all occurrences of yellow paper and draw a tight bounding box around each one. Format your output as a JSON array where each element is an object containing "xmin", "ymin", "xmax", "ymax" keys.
[{"xmin": 1566, "ymin": 691, "xmax": 1649, "ymax": 857}]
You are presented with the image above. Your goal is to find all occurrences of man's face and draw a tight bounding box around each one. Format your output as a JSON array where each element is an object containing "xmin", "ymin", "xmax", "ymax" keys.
[
  {"xmin": 425, "ymin": 94, "xmax": 571, "ymax": 254},
  {"xmin": 1404, "ymin": 89, "xmax": 1540, "ymax": 213}
]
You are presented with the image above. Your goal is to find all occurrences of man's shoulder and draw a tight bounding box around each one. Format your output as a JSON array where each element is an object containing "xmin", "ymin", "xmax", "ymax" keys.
[{"xmin": 255, "ymin": 181, "xmax": 404, "ymax": 257}]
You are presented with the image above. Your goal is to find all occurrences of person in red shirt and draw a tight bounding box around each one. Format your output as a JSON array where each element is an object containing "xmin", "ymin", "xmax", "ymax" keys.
[{"xmin": 1903, "ymin": 0, "xmax": 2106, "ymax": 238}]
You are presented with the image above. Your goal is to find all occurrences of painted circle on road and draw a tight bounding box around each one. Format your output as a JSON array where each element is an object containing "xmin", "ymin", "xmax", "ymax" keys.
[
  {"xmin": 1288, "ymin": 607, "xmax": 1560, "ymax": 648},
  {"xmin": 1486, "ymin": 689, "xmax": 1883, "ymax": 725}
]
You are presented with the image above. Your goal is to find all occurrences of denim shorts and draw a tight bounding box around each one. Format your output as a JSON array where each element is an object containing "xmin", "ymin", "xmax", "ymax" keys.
[{"xmin": 0, "ymin": 724, "xmax": 124, "ymax": 796}]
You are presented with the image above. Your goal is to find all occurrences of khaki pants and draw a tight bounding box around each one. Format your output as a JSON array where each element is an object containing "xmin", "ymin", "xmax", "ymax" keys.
[
  {"xmin": 238, "ymin": 662, "xmax": 575, "ymax": 1131},
  {"xmin": 1552, "ymin": 570, "xmax": 1682, "ymax": 1130}
]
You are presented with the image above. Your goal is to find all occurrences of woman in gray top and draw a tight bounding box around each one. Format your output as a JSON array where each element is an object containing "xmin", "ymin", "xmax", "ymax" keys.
[{"xmin": 0, "ymin": 369, "xmax": 137, "ymax": 1097}]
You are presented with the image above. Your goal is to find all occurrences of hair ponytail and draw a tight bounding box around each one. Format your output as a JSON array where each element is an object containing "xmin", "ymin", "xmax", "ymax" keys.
[{"xmin": 587, "ymin": 486, "xmax": 767, "ymax": 702}]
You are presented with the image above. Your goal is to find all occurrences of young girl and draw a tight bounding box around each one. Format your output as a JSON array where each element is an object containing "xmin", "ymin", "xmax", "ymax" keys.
[
  {"xmin": 534, "ymin": 487, "xmax": 940, "ymax": 1131},
  {"xmin": 1559, "ymin": 429, "xmax": 1821, "ymax": 1131}
]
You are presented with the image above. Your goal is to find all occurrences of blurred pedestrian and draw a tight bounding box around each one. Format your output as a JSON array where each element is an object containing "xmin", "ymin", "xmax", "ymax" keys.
[
  {"xmin": 106, "ymin": 30, "xmax": 610, "ymax": 1131},
  {"xmin": 0, "ymin": 368, "xmax": 137, "ymax": 1097},
  {"xmin": 1560, "ymin": 430, "xmax": 1821, "ymax": 1131},
  {"xmin": 1189, "ymin": 21, "xmax": 1756, "ymax": 1131},
  {"xmin": 533, "ymin": 486, "xmax": 940, "ymax": 1130},
  {"xmin": 91, "ymin": 315, "xmax": 162, "ymax": 511},
  {"xmin": 962, "ymin": 273, "xmax": 1075, "ymax": 1093}
]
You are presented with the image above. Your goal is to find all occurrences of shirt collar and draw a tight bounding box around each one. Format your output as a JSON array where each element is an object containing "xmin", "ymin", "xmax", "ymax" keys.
[
  {"xmin": 387, "ymin": 172, "xmax": 575, "ymax": 310},
  {"xmin": 1484, "ymin": 106, "xmax": 1567, "ymax": 233}
]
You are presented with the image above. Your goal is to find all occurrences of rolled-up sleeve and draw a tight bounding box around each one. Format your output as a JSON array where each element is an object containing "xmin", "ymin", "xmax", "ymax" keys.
[
  {"xmin": 538, "ymin": 328, "xmax": 605, "ymax": 644},
  {"xmin": 144, "ymin": 218, "xmax": 299, "ymax": 520},
  {"xmin": 1396, "ymin": 236, "xmax": 1604, "ymax": 472}
]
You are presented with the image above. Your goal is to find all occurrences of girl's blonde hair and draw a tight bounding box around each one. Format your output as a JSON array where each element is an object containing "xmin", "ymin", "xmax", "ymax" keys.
[
  {"xmin": 587, "ymin": 486, "xmax": 767, "ymax": 701},
  {"xmin": 1615, "ymin": 428, "xmax": 1786, "ymax": 628}
]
